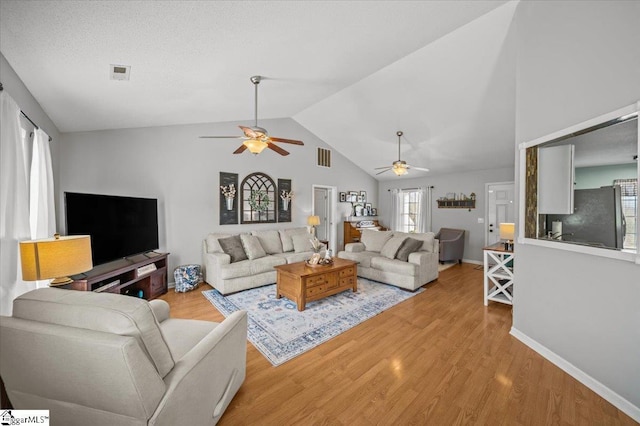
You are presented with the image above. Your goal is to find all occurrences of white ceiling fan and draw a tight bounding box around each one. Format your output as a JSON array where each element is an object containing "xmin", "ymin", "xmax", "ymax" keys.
[
  {"xmin": 375, "ymin": 131, "xmax": 429, "ymax": 176},
  {"xmin": 199, "ymin": 76, "xmax": 304, "ymax": 156}
]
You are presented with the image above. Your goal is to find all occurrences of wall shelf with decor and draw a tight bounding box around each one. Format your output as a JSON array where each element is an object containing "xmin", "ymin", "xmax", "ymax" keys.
[{"xmin": 437, "ymin": 199, "xmax": 476, "ymax": 209}]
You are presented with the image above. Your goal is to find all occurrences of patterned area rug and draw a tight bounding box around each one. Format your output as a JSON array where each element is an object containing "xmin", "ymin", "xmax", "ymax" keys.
[{"xmin": 203, "ymin": 279, "xmax": 423, "ymax": 366}]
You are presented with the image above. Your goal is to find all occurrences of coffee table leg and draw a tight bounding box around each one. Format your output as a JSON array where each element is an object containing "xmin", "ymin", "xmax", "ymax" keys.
[{"xmin": 297, "ymin": 299, "xmax": 305, "ymax": 311}]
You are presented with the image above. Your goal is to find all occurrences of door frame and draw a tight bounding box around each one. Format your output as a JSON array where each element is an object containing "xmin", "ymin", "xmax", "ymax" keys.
[
  {"xmin": 485, "ymin": 181, "xmax": 515, "ymax": 246},
  {"xmin": 311, "ymin": 184, "xmax": 338, "ymax": 254}
]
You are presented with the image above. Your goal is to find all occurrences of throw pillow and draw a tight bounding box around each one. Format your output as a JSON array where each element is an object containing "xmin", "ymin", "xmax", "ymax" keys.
[
  {"xmin": 205, "ymin": 233, "xmax": 232, "ymax": 253},
  {"xmin": 291, "ymin": 233, "xmax": 314, "ymax": 253},
  {"xmin": 252, "ymin": 230, "xmax": 283, "ymax": 254},
  {"xmin": 395, "ymin": 237, "xmax": 423, "ymax": 262},
  {"xmin": 240, "ymin": 234, "xmax": 267, "ymax": 260},
  {"xmin": 279, "ymin": 227, "xmax": 309, "ymax": 252},
  {"xmin": 380, "ymin": 235, "xmax": 407, "ymax": 260},
  {"xmin": 218, "ymin": 235, "xmax": 248, "ymax": 263},
  {"xmin": 360, "ymin": 230, "xmax": 393, "ymax": 252}
]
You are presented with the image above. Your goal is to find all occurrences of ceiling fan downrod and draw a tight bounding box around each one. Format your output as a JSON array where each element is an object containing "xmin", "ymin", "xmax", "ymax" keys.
[
  {"xmin": 250, "ymin": 75, "xmax": 261, "ymax": 128},
  {"xmin": 397, "ymin": 131, "xmax": 403, "ymax": 161}
]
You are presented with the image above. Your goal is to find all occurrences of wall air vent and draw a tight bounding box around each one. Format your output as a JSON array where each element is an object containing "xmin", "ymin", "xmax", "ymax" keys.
[
  {"xmin": 317, "ymin": 147, "xmax": 331, "ymax": 168},
  {"xmin": 110, "ymin": 64, "xmax": 131, "ymax": 81}
]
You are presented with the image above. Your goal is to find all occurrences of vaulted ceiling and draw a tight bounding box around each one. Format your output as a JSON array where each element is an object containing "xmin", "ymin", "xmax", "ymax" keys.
[{"xmin": 0, "ymin": 0, "xmax": 516, "ymax": 180}]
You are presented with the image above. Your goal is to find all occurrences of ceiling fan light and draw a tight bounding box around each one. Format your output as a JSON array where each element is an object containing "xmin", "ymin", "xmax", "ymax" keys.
[
  {"xmin": 244, "ymin": 139, "xmax": 268, "ymax": 154},
  {"xmin": 392, "ymin": 164, "xmax": 408, "ymax": 176}
]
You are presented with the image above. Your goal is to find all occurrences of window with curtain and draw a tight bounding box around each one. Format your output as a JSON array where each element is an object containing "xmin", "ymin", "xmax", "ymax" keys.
[
  {"xmin": 614, "ymin": 178, "xmax": 637, "ymax": 250},
  {"xmin": 390, "ymin": 188, "xmax": 429, "ymax": 233}
]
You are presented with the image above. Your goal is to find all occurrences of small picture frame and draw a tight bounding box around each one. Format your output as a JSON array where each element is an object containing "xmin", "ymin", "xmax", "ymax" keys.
[
  {"xmin": 365, "ymin": 202, "xmax": 372, "ymax": 211},
  {"xmin": 348, "ymin": 191, "xmax": 358, "ymax": 203},
  {"xmin": 339, "ymin": 192, "xmax": 346, "ymax": 202},
  {"xmin": 371, "ymin": 208, "xmax": 377, "ymax": 216},
  {"xmin": 359, "ymin": 191, "xmax": 367, "ymax": 202}
]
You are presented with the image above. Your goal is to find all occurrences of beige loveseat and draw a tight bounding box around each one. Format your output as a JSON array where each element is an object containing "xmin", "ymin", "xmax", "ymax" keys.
[
  {"xmin": 202, "ymin": 227, "xmax": 322, "ymax": 295},
  {"xmin": 0, "ymin": 287, "xmax": 247, "ymax": 426},
  {"xmin": 337, "ymin": 229, "xmax": 439, "ymax": 291}
]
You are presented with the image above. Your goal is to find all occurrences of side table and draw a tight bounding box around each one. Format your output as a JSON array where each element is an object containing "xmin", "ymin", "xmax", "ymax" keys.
[{"xmin": 483, "ymin": 243, "xmax": 514, "ymax": 306}]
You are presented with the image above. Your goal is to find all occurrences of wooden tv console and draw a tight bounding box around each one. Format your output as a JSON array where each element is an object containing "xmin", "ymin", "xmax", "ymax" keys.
[{"xmin": 63, "ymin": 252, "xmax": 169, "ymax": 300}]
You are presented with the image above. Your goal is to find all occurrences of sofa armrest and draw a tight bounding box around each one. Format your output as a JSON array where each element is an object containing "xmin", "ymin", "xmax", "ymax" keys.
[
  {"xmin": 202, "ymin": 252, "xmax": 231, "ymax": 285},
  {"xmin": 345, "ymin": 242, "xmax": 365, "ymax": 253},
  {"xmin": 408, "ymin": 251, "xmax": 434, "ymax": 266},
  {"xmin": 149, "ymin": 299, "xmax": 170, "ymax": 323},
  {"xmin": 150, "ymin": 311, "xmax": 248, "ymax": 425}
]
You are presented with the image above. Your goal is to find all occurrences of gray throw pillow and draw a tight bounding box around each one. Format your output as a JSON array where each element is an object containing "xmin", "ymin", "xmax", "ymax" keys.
[
  {"xmin": 291, "ymin": 233, "xmax": 314, "ymax": 253},
  {"xmin": 380, "ymin": 235, "xmax": 407, "ymax": 259},
  {"xmin": 218, "ymin": 235, "xmax": 248, "ymax": 263},
  {"xmin": 240, "ymin": 234, "xmax": 267, "ymax": 260},
  {"xmin": 395, "ymin": 237, "xmax": 423, "ymax": 262}
]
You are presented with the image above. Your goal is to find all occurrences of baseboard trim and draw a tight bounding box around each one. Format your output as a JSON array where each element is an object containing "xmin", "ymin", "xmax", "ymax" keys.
[
  {"xmin": 462, "ymin": 258, "xmax": 483, "ymax": 266},
  {"xmin": 510, "ymin": 327, "xmax": 640, "ymax": 423}
]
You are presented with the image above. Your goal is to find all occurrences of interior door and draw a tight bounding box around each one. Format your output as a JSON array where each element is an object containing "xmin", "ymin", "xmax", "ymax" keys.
[
  {"xmin": 486, "ymin": 182, "xmax": 515, "ymax": 245},
  {"xmin": 313, "ymin": 188, "xmax": 329, "ymax": 241}
]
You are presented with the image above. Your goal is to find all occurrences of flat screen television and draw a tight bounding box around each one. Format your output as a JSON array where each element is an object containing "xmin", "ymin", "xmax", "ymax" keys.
[{"xmin": 65, "ymin": 192, "xmax": 159, "ymax": 266}]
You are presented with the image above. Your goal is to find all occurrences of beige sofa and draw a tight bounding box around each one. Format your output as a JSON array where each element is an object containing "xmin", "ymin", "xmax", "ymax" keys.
[
  {"xmin": 202, "ymin": 227, "xmax": 322, "ymax": 295},
  {"xmin": 0, "ymin": 287, "xmax": 247, "ymax": 426},
  {"xmin": 337, "ymin": 229, "xmax": 439, "ymax": 291}
]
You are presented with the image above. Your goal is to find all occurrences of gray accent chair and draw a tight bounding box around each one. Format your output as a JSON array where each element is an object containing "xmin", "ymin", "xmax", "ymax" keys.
[
  {"xmin": 0, "ymin": 288, "xmax": 247, "ymax": 426},
  {"xmin": 435, "ymin": 228, "xmax": 466, "ymax": 264}
]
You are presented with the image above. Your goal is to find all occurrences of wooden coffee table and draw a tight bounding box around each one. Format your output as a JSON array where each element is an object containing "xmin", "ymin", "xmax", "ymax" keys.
[{"xmin": 274, "ymin": 258, "xmax": 358, "ymax": 311}]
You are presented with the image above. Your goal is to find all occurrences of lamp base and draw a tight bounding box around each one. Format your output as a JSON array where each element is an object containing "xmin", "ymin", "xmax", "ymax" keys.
[{"xmin": 50, "ymin": 276, "xmax": 73, "ymax": 286}]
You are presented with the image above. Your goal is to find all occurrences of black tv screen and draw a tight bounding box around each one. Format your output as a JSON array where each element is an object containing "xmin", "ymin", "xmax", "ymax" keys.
[{"xmin": 65, "ymin": 192, "xmax": 159, "ymax": 266}]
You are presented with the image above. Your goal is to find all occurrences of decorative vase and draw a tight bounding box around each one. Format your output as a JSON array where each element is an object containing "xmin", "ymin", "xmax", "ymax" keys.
[
  {"xmin": 282, "ymin": 199, "xmax": 289, "ymax": 211},
  {"xmin": 225, "ymin": 197, "xmax": 234, "ymax": 210}
]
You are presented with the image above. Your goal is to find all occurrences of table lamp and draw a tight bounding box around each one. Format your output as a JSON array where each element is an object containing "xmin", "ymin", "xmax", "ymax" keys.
[
  {"xmin": 20, "ymin": 234, "xmax": 93, "ymax": 286},
  {"xmin": 307, "ymin": 215, "xmax": 320, "ymax": 237},
  {"xmin": 499, "ymin": 223, "xmax": 515, "ymax": 250}
]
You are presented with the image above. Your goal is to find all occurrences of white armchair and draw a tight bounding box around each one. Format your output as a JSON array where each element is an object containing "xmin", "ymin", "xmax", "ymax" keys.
[{"xmin": 0, "ymin": 288, "xmax": 247, "ymax": 426}]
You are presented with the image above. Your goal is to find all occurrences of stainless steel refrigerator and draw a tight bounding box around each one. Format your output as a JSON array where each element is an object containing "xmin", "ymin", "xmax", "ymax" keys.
[{"xmin": 546, "ymin": 185, "xmax": 626, "ymax": 249}]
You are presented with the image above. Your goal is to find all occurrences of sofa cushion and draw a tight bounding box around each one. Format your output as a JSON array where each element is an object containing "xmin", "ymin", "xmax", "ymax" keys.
[
  {"xmin": 395, "ymin": 237, "xmax": 424, "ymax": 261},
  {"xmin": 252, "ymin": 230, "xmax": 283, "ymax": 254},
  {"xmin": 279, "ymin": 227, "xmax": 309, "ymax": 252},
  {"xmin": 218, "ymin": 235, "xmax": 248, "ymax": 263},
  {"xmin": 219, "ymin": 260, "xmax": 253, "ymax": 279},
  {"xmin": 205, "ymin": 233, "xmax": 232, "ymax": 253},
  {"xmin": 292, "ymin": 233, "xmax": 314, "ymax": 253},
  {"xmin": 394, "ymin": 231, "xmax": 436, "ymax": 253},
  {"xmin": 380, "ymin": 235, "xmax": 407, "ymax": 259},
  {"xmin": 12, "ymin": 288, "xmax": 175, "ymax": 378},
  {"xmin": 360, "ymin": 230, "xmax": 393, "ymax": 252},
  {"xmin": 240, "ymin": 234, "xmax": 267, "ymax": 260},
  {"xmin": 337, "ymin": 250, "xmax": 379, "ymax": 268},
  {"xmin": 251, "ymin": 255, "xmax": 286, "ymax": 275},
  {"xmin": 371, "ymin": 257, "xmax": 417, "ymax": 276}
]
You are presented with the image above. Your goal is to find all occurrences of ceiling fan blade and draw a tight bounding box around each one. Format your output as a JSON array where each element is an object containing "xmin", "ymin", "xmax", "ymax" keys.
[
  {"xmin": 407, "ymin": 165, "xmax": 430, "ymax": 172},
  {"xmin": 239, "ymin": 126, "xmax": 260, "ymax": 139},
  {"xmin": 267, "ymin": 142, "xmax": 289, "ymax": 156},
  {"xmin": 233, "ymin": 144, "xmax": 248, "ymax": 154},
  {"xmin": 199, "ymin": 135, "xmax": 244, "ymax": 139},
  {"xmin": 374, "ymin": 166, "xmax": 393, "ymax": 170},
  {"xmin": 269, "ymin": 137, "xmax": 304, "ymax": 145},
  {"xmin": 375, "ymin": 168, "xmax": 392, "ymax": 175}
]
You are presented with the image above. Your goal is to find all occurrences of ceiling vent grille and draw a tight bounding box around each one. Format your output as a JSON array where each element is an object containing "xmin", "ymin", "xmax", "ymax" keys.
[{"xmin": 317, "ymin": 148, "xmax": 331, "ymax": 168}]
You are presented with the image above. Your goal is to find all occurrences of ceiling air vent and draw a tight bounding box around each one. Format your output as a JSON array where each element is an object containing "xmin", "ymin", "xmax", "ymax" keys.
[
  {"xmin": 110, "ymin": 64, "xmax": 131, "ymax": 81},
  {"xmin": 317, "ymin": 148, "xmax": 331, "ymax": 168}
]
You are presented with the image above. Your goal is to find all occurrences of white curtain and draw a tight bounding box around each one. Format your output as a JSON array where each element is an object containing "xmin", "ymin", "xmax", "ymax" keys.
[
  {"xmin": 30, "ymin": 128, "xmax": 56, "ymax": 288},
  {"xmin": 415, "ymin": 186, "xmax": 428, "ymax": 233},
  {"xmin": 0, "ymin": 91, "xmax": 35, "ymax": 315},
  {"xmin": 390, "ymin": 188, "xmax": 403, "ymax": 231}
]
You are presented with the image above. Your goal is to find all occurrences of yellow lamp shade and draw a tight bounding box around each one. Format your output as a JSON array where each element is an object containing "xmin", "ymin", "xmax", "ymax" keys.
[
  {"xmin": 499, "ymin": 223, "xmax": 515, "ymax": 241},
  {"xmin": 307, "ymin": 215, "xmax": 320, "ymax": 226},
  {"xmin": 20, "ymin": 235, "xmax": 93, "ymax": 285},
  {"xmin": 243, "ymin": 139, "xmax": 268, "ymax": 154}
]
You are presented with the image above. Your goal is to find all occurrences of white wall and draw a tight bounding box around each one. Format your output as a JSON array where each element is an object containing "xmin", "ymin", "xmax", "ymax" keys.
[
  {"xmin": 377, "ymin": 167, "xmax": 514, "ymax": 262},
  {"xmin": 58, "ymin": 118, "xmax": 377, "ymax": 275},
  {"xmin": 513, "ymin": 0, "xmax": 640, "ymax": 419}
]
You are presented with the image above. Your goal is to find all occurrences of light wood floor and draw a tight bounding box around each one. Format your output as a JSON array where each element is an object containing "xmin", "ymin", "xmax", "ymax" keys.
[{"xmin": 160, "ymin": 263, "xmax": 637, "ymax": 425}]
